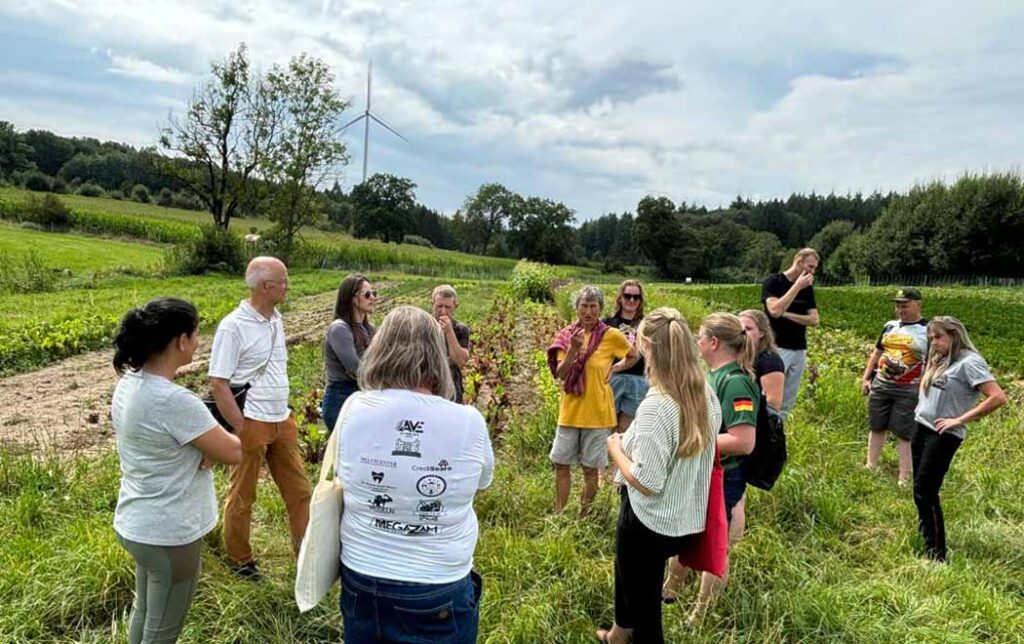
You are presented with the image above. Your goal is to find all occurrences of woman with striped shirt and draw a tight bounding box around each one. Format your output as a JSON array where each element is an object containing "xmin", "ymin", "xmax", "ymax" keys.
[{"xmin": 597, "ymin": 307, "xmax": 722, "ymax": 644}]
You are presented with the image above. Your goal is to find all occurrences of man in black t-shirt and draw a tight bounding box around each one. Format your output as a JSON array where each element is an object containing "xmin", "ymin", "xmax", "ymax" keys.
[
  {"xmin": 431, "ymin": 285, "xmax": 472, "ymax": 403},
  {"xmin": 761, "ymin": 248, "xmax": 820, "ymax": 420}
]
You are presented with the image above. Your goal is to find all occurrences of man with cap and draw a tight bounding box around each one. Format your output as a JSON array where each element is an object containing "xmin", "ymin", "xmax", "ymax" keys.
[{"xmin": 860, "ymin": 287, "xmax": 927, "ymax": 485}]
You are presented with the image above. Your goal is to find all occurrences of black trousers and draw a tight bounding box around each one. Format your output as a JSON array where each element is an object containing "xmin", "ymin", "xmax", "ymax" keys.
[
  {"xmin": 911, "ymin": 424, "xmax": 962, "ymax": 561},
  {"xmin": 614, "ymin": 487, "xmax": 696, "ymax": 644}
]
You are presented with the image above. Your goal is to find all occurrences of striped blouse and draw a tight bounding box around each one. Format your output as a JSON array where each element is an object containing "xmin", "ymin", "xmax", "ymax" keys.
[{"xmin": 614, "ymin": 383, "xmax": 722, "ymax": 537}]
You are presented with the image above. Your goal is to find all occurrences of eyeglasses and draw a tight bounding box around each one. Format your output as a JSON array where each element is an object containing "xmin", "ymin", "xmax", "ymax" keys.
[
  {"xmin": 622, "ymin": 293, "xmax": 642, "ymax": 301},
  {"xmin": 360, "ymin": 290, "xmax": 378, "ymax": 299}
]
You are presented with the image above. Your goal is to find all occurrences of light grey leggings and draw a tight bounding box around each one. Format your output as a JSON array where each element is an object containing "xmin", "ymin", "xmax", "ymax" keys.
[{"xmin": 118, "ymin": 534, "xmax": 203, "ymax": 644}]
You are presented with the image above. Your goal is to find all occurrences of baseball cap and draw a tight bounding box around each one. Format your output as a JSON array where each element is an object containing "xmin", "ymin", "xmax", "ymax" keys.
[{"xmin": 892, "ymin": 287, "xmax": 922, "ymax": 302}]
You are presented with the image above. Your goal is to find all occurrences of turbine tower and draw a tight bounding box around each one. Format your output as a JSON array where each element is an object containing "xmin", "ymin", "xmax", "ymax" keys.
[{"xmin": 340, "ymin": 60, "xmax": 407, "ymax": 183}]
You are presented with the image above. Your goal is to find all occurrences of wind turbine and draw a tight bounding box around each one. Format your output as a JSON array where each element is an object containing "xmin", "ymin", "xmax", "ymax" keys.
[{"xmin": 340, "ymin": 61, "xmax": 407, "ymax": 183}]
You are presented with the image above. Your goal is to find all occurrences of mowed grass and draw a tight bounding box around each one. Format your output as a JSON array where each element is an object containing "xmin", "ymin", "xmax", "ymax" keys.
[
  {"xmin": 3, "ymin": 282, "xmax": 1024, "ymax": 642},
  {"xmin": 0, "ymin": 222, "xmax": 164, "ymax": 274}
]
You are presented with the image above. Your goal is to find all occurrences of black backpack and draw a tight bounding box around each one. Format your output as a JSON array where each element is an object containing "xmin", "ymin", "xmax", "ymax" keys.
[{"xmin": 717, "ymin": 372, "xmax": 787, "ymax": 491}]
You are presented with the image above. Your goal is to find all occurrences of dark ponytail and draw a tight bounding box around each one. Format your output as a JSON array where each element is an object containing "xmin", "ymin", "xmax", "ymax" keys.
[{"xmin": 113, "ymin": 298, "xmax": 200, "ymax": 374}]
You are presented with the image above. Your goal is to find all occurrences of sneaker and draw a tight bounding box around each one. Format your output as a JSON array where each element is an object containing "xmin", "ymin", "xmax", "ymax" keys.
[{"xmin": 231, "ymin": 560, "xmax": 263, "ymax": 582}]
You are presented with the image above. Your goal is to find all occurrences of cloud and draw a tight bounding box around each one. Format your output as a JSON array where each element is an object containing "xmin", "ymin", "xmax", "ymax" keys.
[
  {"xmin": 2, "ymin": 1, "xmax": 1024, "ymax": 218},
  {"xmin": 102, "ymin": 50, "xmax": 193, "ymax": 84}
]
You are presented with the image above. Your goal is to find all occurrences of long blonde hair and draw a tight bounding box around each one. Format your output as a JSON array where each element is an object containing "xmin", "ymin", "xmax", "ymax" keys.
[
  {"xmin": 612, "ymin": 279, "xmax": 645, "ymax": 321},
  {"xmin": 637, "ymin": 307, "xmax": 709, "ymax": 458},
  {"xmin": 739, "ymin": 309, "xmax": 777, "ymax": 354},
  {"xmin": 359, "ymin": 306, "xmax": 456, "ymax": 399},
  {"xmin": 921, "ymin": 316, "xmax": 979, "ymax": 390},
  {"xmin": 702, "ymin": 312, "xmax": 758, "ymax": 379}
]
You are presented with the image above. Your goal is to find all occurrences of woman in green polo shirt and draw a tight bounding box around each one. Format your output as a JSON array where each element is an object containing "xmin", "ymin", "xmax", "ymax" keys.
[{"xmin": 663, "ymin": 312, "xmax": 760, "ymax": 624}]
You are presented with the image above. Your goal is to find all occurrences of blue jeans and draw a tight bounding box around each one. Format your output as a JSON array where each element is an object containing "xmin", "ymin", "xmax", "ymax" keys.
[
  {"xmin": 340, "ymin": 564, "xmax": 482, "ymax": 644},
  {"xmin": 322, "ymin": 380, "xmax": 358, "ymax": 433}
]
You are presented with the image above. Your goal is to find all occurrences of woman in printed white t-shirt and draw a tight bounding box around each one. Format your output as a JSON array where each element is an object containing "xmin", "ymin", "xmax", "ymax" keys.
[
  {"xmin": 336, "ymin": 306, "xmax": 494, "ymax": 644},
  {"xmin": 111, "ymin": 298, "xmax": 240, "ymax": 644}
]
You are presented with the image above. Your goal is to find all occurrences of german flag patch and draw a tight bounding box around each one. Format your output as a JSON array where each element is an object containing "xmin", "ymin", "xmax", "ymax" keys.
[{"xmin": 732, "ymin": 397, "xmax": 754, "ymax": 413}]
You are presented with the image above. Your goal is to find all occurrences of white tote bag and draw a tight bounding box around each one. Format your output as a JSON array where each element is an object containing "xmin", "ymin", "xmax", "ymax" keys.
[{"xmin": 294, "ymin": 397, "xmax": 352, "ymax": 612}]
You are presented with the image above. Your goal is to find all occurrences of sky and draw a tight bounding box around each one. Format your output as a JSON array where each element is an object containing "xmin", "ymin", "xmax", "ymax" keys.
[{"xmin": 1, "ymin": 0, "xmax": 1023, "ymax": 220}]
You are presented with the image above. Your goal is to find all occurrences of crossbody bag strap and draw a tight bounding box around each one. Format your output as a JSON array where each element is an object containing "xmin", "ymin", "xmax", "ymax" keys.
[{"xmin": 318, "ymin": 392, "xmax": 359, "ymax": 483}]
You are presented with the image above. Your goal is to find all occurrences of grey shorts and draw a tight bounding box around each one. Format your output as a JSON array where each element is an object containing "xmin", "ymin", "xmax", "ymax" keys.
[
  {"xmin": 549, "ymin": 426, "xmax": 611, "ymax": 469},
  {"xmin": 868, "ymin": 380, "xmax": 919, "ymax": 440},
  {"xmin": 610, "ymin": 374, "xmax": 649, "ymax": 418}
]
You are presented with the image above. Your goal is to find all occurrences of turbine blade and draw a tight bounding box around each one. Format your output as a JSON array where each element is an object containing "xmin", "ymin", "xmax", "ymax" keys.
[
  {"xmin": 340, "ymin": 114, "xmax": 367, "ymax": 131},
  {"xmin": 369, "ymin": 113, "xmax": 407, "ymax": 141}
]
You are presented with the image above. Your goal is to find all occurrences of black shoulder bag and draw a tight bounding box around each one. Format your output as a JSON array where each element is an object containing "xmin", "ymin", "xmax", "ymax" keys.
[{"xmin": 203, "ymin": 322, "xmax": 278, "ymax": 432}]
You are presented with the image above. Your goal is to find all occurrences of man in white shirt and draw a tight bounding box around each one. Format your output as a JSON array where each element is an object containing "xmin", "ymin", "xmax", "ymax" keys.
[{"xmin": 209, "ymin": 256, "xmax": 311, "ymax": 580}]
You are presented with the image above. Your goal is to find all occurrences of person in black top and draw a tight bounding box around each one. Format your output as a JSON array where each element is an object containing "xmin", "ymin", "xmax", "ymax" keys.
[
  {"xmin": 431, "ymin": 284, "xmax": 472, "ymax": 403},
  {"xmin": 603, "ymin": 280, "xmax": 649, "ymax": 434},
  {"xmin": 761, "ymin": 248, "xmax": 820, "ymax": 420}
]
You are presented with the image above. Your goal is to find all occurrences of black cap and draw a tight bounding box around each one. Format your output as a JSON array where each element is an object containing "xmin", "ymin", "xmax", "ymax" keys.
[{"xmin": 892, "ymin": 287, "xmax": 922, "ymax": 302}]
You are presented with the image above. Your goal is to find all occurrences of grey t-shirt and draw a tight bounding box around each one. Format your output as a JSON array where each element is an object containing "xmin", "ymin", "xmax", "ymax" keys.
[
  {"xmin": 324, "ymin": 319, "xmax": 374, "ymax": 384},
  {"xmin": 914, "ymin": 351, "xmax": 995, "ymax": 440},
  {"xmin": 112, "ymin": 371, "xmax": 219, "ymax": 546}
]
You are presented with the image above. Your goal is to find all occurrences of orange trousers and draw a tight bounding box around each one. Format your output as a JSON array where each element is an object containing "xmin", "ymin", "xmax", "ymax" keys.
[{"xmin": 223, "ymin": 415, "xmax": 311, "ymax": 565}]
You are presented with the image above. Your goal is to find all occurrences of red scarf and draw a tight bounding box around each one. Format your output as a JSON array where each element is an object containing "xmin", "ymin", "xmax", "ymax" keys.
[{"xmin": 546, "ymin": 320, "xmax": 608, "ymax": 395}]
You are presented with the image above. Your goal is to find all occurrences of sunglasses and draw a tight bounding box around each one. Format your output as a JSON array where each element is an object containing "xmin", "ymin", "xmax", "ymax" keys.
[
  {"xmin": 360, "ymin": 290, "xmax": 378, "ymax": 299},
  {"xmin": 622, "ymin": 293, "xmax": 642, "ymax": 301}
]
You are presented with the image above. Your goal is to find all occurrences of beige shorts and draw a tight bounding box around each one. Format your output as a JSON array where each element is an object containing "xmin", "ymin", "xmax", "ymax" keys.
[{"xmin": 549, "ymin": 426, "xmax": 611, "ymax": 469}]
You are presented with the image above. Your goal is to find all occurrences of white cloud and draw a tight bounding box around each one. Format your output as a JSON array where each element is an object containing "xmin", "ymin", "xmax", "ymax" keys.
[{"xmin": 103, "ymin": 50, "xmax": 192, "ymax": 84}]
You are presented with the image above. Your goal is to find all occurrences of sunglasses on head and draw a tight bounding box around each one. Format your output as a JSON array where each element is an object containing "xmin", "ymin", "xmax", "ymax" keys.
[
  {"xmin": 622, "ymin": 293, "xmax": 642, "ymax": 301},
  {"xmin": 360, "ymin": 290, "xmax": 377, "ymax": 299}
]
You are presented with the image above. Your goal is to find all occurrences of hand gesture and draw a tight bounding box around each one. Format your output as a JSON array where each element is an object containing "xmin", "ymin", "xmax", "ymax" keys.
[
  {"xmin": 438, "ymin": 315, "xmax": 453, "ymax": 334},
  {"xmin": 569, "ymin": 327, "xmax": 585, "ymax": 351},
  {"xmin": 934, "ymin": 417, "xmax": 960, "ymax": 434},
  {"xmin": 607, "ymin": 432, "xmax": 622, "ymax": 453},
  {"xmin": 860, "ymin": 377, "xmax": 872, "ymax": 396},
  {"xmin": 795, "ymin": 271, "xmax": 814, "ymax": 289}
]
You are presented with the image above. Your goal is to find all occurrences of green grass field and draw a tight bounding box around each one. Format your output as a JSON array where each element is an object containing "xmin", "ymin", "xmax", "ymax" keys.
[
  {"xmin": 2, "ymin": 230, "xmax": 1023, "ymax": 642},
  {"xmin": 0, "ymin": 222, "xmax": 164, "ymax": 275}
]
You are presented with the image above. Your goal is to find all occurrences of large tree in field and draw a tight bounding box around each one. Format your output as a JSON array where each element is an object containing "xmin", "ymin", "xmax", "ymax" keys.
[
  {"xmin": 634, "ymin": 195, "xmax": 701, "ymax": 278},
  {"xmin": 159, "ymin": 44, "xmax": 277, "ymax": 229},
  {"xmin": 0, "ymin": 121, "xmax": 34, "ymax": 179},
  {"xmin": 461, "ymin": 183, "xmax": 521, "ymax": 255},
  {"xmin": 261, "ymin": 54, "xmax": 349, "ymax": 264},
  {"xmin": 349, "ymin": 173, "xmax": 417, "ymax": 243},
  {"xmin": 507, "ymin": 197, "xmax": 577, "ymax": 264}
]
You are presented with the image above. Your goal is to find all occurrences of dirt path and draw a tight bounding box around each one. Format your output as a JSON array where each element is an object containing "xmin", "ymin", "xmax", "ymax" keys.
[{"xmin": 0, "ymin": 283, "xmax": 422, "ymax": 456}]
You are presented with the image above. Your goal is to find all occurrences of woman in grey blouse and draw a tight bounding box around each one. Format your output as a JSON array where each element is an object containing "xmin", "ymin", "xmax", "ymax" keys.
[
  {"xmin": 111, "ymin": 298, "xmax": 240, "ymax": 644},
  {"xmin": 598, "ymin": 307, "xmax": 722, "ymax": 644},
  {"xmin": 322, "ymin": 274, "xmax": 377, "ymax": 432},
  {"xmin": 913, "ymin": 316, "xmax": 1007, "ymax": 562}
]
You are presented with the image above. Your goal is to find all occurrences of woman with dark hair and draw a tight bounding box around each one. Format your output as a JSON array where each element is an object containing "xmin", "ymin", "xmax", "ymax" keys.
[
  {"xmin": 337, "ymin": 306, "xmax": 494, "ymax": 644},
  {"xmin": 111, "ymin": 298, "xmax": 241, "ymax": 644},
  {"xmin": 604, "ymin": 280, "xmax": 650, "ymax": 434},
  {"xmin": 913, "ymin": 316, "xmax": 1007, "ymax": 562},
  {"xmin": 322, "ymin": 274, "xmax": 377, "ymax": 432}
]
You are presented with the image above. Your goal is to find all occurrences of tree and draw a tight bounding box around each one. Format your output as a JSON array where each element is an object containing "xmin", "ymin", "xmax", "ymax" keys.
[
  {"xmin": 507, "ymin": 197, "xmax": 577, "ymax": 264},
  {"xmin": 261, "ymin": 54, "xmax": 349, "ymax": 264},
  {"xmin": 633, "ymin": 196, "xmax": 701, "ymax": 278},
  {"xmin": 461, "ymin": 183, "xmax": 521, "ymax": 255},
  {"xmin": 22, "ymin": 130, "xmax": 75, "ymax": 176},
  {"xmin": 0, "ymin": 121, "xmax": 34, "ymax": 179},
  {"xmin": 159, "ymin": 44, "xmax": 277, "ymax": 229},
  {"xmin": 349, "ymin": 174, "xmax": 417, "ymax": 243}
]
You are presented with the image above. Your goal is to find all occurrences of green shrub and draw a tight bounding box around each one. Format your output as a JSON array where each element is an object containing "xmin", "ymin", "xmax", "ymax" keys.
[
  {"xmin": 50, "ymin": 176, "xmax": 68, "ymax": 194},
  {"xmin": 22, "ymin": 194, "xmax": 71, "ymax": 230},
  {"xmin": 165, "ymin": 225, "xmax": 247, "ymax": 275},
  {"xmin": 76, "ymin": 183, "xmax": 105, "ymax": 198},
  {"xmin": 402, "ymin": 234, "xmax": 435, "ymax": 248},
  {"xmin": 156, "ymin": 187, "xmax": 174, "ymax": 207},
  {"xmin": 172, "ymin": 191, "xmax": 204, "ymax": 211},
  {"xmin": 0, "ymin": 250, "xmax": 57, "ymax": 294},
  {"xmin": 22, "ymin": 171, "xmax": 52, "ymax": 192},
  {"xmin": 130, "ymin": 184, "xmax": 150, "ymax": 203},
  {"xmin": 509, "ymin": 260, "xmax": 556, "ymax": 303}
]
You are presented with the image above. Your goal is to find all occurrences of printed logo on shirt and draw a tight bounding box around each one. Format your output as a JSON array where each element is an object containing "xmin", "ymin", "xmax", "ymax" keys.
[
  {"xmin": 412, "ymin": 459, "xmax": 452, "ymax": 472},
  {"xmin": 932, "ymin": 374, "xmax": 949, "ymax": 390},
  {"xmin": 360, "ymin": 470, "xmax": 396, "ymax": 493},
  {"xmin": 732, "ymin": 397, "xmax": 754, "ymax": 413},
  {"xmin": 368, "ymin": 494, "xmax": 395, "ymax": 514},
  {"xmin": 416, "ymin": 499, "xmax": 446, "ymax": 522},
  {"xmin": 360, "ymin": 456, "xmax": 397, "ymax": 469},
  {"xmin": 416, "ymin": 475, "xmax": 447, "ymax": 497},
  {"xmin": 369, "ymin": 517, "xmax": 442, "ymax": 537},
  {"xmin": 392, "ymin": 419, "xmax": 425, "ymax": 457}
]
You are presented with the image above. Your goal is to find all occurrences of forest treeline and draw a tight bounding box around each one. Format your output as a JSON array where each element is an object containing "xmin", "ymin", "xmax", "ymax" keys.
[{"xmin": 2, "ymin": 119, "xmax": 1022, "ymax": 281}]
